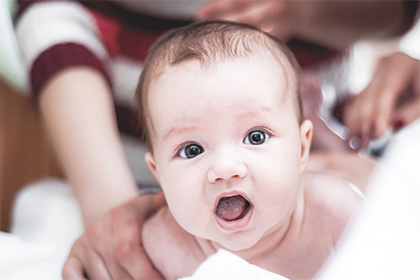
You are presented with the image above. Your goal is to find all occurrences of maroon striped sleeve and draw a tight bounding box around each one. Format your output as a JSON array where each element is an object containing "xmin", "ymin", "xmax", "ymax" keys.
[{"xmin": 30, "ymin": 43, "xmax": 110, "ymax": 104}]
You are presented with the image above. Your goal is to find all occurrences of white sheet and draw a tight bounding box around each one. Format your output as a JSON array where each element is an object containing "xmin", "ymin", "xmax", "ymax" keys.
[
  {"xmin": 0, "ymin": 231, "xmax": 67, "ymax": 280},
  {"xmin": 0, "ymin": 179, "xmax": 83, "ymax": 280},
  {"xmin": 178, "ymin": 249, "xmax": 289, "ymax": 280}
]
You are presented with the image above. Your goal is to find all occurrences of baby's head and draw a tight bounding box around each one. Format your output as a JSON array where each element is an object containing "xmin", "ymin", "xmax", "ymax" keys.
[{"xmin": 137, "ymin": 21, "xmax": 313, "ymax": 251}]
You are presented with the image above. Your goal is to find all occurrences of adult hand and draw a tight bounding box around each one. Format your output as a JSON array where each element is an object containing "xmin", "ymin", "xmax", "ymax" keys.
[
  {"xmin": 62, "ymin": 193, "xmax": 166, "ymax": 280},
  {"xmin": 197, "ymin": 0, "xmax": 408, "ymax": 50},
  {"xmin": 196, "ymin": 0, "xmax": 296, "ymax": 42},
  {"xmin": 343, "ymin": 52, "xmax": 420, "ymax": 147}
]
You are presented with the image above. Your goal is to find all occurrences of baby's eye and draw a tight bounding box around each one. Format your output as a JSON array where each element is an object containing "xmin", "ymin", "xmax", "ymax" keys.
[
  {"xmin": 178, "ymin": 144, "xmax": 204, "ymax": 159},
  {"xmin": 244, "ymin": 130, "xmax": 270, "ymax": 145}
]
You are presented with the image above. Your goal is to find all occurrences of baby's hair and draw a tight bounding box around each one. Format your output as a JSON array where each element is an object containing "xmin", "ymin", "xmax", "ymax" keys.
[{"xmin": 136, "ymin": 20, "xmax": 302, "ymax": 148}]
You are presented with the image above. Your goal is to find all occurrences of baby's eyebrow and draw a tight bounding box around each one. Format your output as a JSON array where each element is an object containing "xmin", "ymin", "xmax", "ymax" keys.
[
  {"xmin": 161, "ymin": 107, "xmax": 275, "ymax": 141},
  {"xmin": 235, "ymin": 107, "xmax": 275, "ymax": 120},
  {"xmin": 162, "ymin": 125, "xmax": 199, "ymax": 141}
]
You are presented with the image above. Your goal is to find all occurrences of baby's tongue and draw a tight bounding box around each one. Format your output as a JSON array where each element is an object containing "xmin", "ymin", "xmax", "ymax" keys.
[{"xmin": 216, "ymin": 195, "xmax": 248, "ymax": 221}]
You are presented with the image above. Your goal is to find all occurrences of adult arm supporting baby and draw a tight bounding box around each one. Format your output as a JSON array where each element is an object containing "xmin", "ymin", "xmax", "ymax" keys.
[
  {"xmin": 15, "ymin": 2, "xmax": 164, "ymax": 277},
  {"xmin": 62, "ymin": 193, "xmax": 162, "ymax": 279},
  {"xmin": 39, "ymin": 67, "xmax": 139, "ymax": 227}
]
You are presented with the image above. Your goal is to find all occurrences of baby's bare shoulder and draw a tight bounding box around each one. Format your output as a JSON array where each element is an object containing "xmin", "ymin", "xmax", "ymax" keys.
[
  {"xmin": 142, "ymin": 206, "xmax": 205, "ymax": 279},
  {"xmin": 302, "ymin": 171, "xmax": 363, "ymax": 243}
]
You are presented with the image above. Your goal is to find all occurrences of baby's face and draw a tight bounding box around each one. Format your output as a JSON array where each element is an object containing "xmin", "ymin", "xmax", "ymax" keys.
[{"xmin": 145, "ymin": 56, "xmax": 312, "ymax": 251}]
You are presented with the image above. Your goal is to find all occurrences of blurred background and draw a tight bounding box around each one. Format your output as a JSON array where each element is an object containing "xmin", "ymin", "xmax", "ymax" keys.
[{"xmin": 0, "ymin": 0, "xmax": 419, "ymax": 233}]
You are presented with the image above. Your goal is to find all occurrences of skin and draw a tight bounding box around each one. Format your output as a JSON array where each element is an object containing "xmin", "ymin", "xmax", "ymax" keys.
[
  {"xmin": 344, "ymin": 52, "xmax": 420, "ymax": 147},
  {"xmin": 62, "ymin": 194, "xmax": 163, "ymax": 279},
  {"xmin": 61, "ymin": 0, "xmax": 409, "ymax": 275},
  {"xmin": 142, "ymin": 56, "xmax": 362, "ymax": 280},
  {"xmin": 42, "ymin": 68, "xmax": 161, "ymax": 279},
  {"xmin": 306, "ymin": 152, "xmax": 376, "ymax": 193},
  {"xmin": 39, "ymin": 67, "xmax": 139, "ymax": 227},
  {"xmin": 196, "ymin": 0, "xmax": 407, "ymax": 49}
]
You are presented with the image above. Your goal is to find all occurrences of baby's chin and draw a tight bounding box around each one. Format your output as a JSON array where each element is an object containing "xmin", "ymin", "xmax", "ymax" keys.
[{"xmin": 210, "ymin": 232, "xmax": 262, "ymax": 252}]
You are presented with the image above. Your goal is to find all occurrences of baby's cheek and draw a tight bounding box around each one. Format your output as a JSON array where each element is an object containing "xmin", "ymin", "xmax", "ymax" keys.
[
  {"xmin": 165, "ymin": 192, "xmax": 196, "ymax": 226},
  {"xmin": 255, "ymin": 155, "xmax": 300, "ymax": 211}
]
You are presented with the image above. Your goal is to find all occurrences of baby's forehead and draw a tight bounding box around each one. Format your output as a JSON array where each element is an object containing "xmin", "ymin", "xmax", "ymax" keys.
[
  {"xmin": 156, "ymin": 51, "xmax": 295, "ymax": 86},
  {"xmin": 144, "ymin": 54, "xmax": 301, "ymax": 147},
  {"xmin": 149, "ymin": 55, "xmax": 297, "ymax": 118},
  {"xmin": 149, "ymin": 54, "xmax": 298, "ymax": 113}
]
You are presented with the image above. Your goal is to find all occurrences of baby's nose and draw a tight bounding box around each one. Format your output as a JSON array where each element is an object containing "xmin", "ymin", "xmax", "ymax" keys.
[{"xmin": 206, "ymin": 151, "xmax": 247, "ymax": 183}]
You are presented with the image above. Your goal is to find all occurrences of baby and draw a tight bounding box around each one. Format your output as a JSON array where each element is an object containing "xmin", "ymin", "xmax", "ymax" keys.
[{"xmin": 138, "ymin": 21, "xmax": 362, "ymax": 280}]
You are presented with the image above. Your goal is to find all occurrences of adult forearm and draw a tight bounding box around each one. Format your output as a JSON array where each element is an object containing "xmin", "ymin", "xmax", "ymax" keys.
[
  {"xmin": 40, "ymin": 67, "xmax": 138, "ymax": 227},
  {"xmin": 292, "ymin": 0, "xmax": 407, "ymax": 49}
]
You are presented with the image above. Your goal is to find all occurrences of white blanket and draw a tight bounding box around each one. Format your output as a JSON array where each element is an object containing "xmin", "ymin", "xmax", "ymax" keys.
[
  {"xmin": 0, "ymin": 180, "xmax": 83, "ymax": 280},
  {"xmin": 0, "ymin": 231, "xmax": 67, "ymax": 280},
  {"xmin": 178, "ymin": 249, "xmax": 289, "ymax": 280}
]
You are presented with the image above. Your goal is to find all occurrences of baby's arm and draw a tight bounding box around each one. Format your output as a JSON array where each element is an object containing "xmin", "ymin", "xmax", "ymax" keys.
[{"xmin": 143, "ymin": 206, "xmax": 206, "ymax": 279}]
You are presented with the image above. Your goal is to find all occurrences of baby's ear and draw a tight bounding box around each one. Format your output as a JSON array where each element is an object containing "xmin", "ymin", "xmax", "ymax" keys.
[
  {"xmin": 145, "ymin": 152, "xmax": 159, "ymax": 181},
  {"xmin": 299, "ymin": 120, "xmax": 313, "ymax": 173}
]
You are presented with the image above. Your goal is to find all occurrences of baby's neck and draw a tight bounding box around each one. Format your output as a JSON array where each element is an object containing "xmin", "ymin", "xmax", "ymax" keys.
[{"xmin": 196, "ymin": 186, "xmax": 306, "ymax": 264}]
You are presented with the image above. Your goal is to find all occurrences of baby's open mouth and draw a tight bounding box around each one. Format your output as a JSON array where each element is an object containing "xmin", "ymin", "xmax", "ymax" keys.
[{"xmin": 215, "ymin": 195, "xmax": 251, "ymax": 222}]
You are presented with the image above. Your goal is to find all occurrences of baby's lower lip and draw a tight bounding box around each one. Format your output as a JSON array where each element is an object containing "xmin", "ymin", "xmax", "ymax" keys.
[{"xmin": 215, "ymin": 205, "xmax": 253, "ymax": 231}]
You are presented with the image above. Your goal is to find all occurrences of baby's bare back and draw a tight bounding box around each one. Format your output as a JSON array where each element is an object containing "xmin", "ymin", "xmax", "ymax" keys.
[
  {"xmin": 266, "ymin": 171, "xmax": 363, "ymax": 279},
  {"xmin": 142, "ymin": 171, "xmax": 363, "ymax": 280}
]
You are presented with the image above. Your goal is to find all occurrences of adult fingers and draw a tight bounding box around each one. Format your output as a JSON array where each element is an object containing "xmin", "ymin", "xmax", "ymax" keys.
[
  {"xmin": 196, "ymin": 0, "xmax": 249, "ymax": 20},
  {"xmin": 65, "ymin": 240, "xmax": 112, "ymax": 280},
  {"xmin": 62, "ymin": 256, "xmax": 87, "ymax": 280},
  {"xmin": 343, "ymin": 94, "xmax": 372, "ymax": 145},
  {"xmin": 111, "ymin": 206, "xmax": 162, "ymax": 279},
  {"xmin": 116, "ymin": 243, "xmax": 163, "ymax": 280},
  {"xmin": 345, "ymin": 54, "xmax": 408, "ymax": 143},
  {"xmin": 392, "ymin": 98, "xmax": 420, "ymax": 130},
  {"xmin": 219, "ymin": 1, "xmax": 284, "ymax": 25},
  {"xmin": 83, "ymin": 252, "xmax": 112, "ymax": 280},
  {"xmin": 198, "ymin": 1, "xmax": 288, "ymax": 37},
  {"xmin": 358, "ymin": 57, "xmax": 394, "ymax": 140},
  {"xmin": 224, "ymin": 1, "xmax": 290, "ymax": 40},
  {"xmin": 370, "ymin": 54, "xmax": 414, "ymax": 138},
  {"xmin": 113, "ymin": 213, "xmax": 161, "ymax": 279},
  {"xmin": 343, "ymin": 71, "xmax": 379, "ymax": 138},
  {"xmin": 88, "ymin": 220, "xmax": 134, "ymax": 279}
]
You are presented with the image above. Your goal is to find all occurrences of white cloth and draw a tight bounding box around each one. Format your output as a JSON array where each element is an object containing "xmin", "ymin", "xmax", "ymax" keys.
[
  {"xmin": 0, "ymin": 179, "xmax": 83, "ymax": 280},
  {"xmin": 0, "ymin": 231, "xmax": 67, "ymax": 280},
  {"xmin": 178, "ymin": 249, "xmax": 289, "ymax": 280},
  {"xmin": 317, "ymin": 119, "xmax": 420, "ymax": 280}
]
